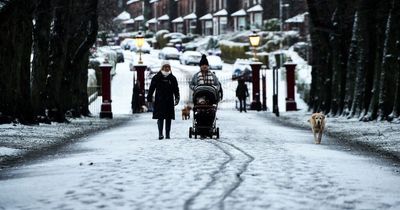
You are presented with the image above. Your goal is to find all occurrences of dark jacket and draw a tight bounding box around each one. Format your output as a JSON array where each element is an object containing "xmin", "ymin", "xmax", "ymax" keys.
[
  {"xmin": 147, "ymin": 72, "xmax": 180, "ymax": 119},
  {"xmin": 236, "ymin": 81, "xmax": 249, "ymax": 100}
]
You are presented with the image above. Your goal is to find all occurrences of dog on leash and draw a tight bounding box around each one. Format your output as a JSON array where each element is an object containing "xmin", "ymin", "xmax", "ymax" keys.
[
  {"xmin": 181, "ymin": 105, "xmax": 192, "ymax": 120},
  {"xmin": 308, "ymin": 112, "xmax": 326, "ymax": 144}
]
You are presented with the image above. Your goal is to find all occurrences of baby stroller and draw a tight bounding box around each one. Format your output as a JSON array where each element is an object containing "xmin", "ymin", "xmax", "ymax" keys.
[{"xmin": 189, "ymin": 85, "xmax": 220, "ymax": 139}]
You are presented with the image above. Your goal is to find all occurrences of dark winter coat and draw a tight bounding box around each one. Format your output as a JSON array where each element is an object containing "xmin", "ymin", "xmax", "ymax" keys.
[
  {"xmin": 236, "ymin": 82, "xmax": 249, "ymax": 100},
  {"xmin": 147, "ymin": 72, "xmax": 180, "ymax": 119}
]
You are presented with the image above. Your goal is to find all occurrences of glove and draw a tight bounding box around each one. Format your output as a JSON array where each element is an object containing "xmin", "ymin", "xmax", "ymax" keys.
[
  {"xmin": 174, "ymin": 98, "xmax": 179, "ymax": 106},
  {"xmin": 147, "ymin": 95, "xmax": 153, "ymax": 103}
]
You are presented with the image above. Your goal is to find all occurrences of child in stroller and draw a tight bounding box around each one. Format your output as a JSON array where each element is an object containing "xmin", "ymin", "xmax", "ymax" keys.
[{"xmin": 189, "ymin": 85, "xmax": 220, "ymax": 139}]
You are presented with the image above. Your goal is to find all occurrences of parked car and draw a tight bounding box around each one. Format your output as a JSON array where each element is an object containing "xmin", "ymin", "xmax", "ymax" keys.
[
  {"xmin": 207, "ymin": 55, "xmax": 223, "ymax": 70},
  {"xmin": 179, "ymin": 51, "xmax": 202, "ymax": 65},
  {"xmin": 130, "ymin": 40, "xmax": 152, "ymax": 54},
  {"xmin": 232, "ymin": 59, "xmax": 252, "ymax": 81},
  {"xmin": 120, "ymin": 38, "xmax": 135, "ymax": 50},
  {"xmin": 158, "ymin": 47, "xmax": 180, "ymax": 60}
]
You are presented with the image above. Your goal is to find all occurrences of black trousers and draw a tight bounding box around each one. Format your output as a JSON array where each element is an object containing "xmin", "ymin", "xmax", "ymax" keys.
[
  {"xmin": 157, "ymin": 119, "xmax": 171, "ymax": 137},
  {"xmin": 239, "ymin": 98, "xmax": 247, "ymax": 112}
]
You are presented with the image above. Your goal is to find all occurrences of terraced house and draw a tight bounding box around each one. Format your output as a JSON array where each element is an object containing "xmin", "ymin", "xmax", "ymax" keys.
[{"xmin": 120, "ymin": 0, "xmax": 307, "ymax": 36}]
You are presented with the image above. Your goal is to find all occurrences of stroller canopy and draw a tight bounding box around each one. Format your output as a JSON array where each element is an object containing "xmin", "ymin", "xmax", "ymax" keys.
[{"xmin": 193, "ymin": 85, "xmax": 219, "ymax": 105}]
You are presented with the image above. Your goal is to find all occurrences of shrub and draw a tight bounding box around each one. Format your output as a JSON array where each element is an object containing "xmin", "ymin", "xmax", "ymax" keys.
[
  {"xmin": 264, "ymin": 18, "xmax": 280, "ymax": 31},
  {"xmin": 220, "ymin": 40, "xmax": 250, "ymax": 63}
]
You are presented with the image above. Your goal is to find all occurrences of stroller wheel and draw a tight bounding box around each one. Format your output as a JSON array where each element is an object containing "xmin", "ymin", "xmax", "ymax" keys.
[
  {"xmin": 189, "ymin": 127, "xmax": 193, "ymax": 138},
  {"xmin": 216, "ymin": 127, "xmax": 220, "ymax": 139}
]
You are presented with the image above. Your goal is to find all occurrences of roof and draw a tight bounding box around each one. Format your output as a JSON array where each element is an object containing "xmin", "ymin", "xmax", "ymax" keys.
[
  {"xmin": 113, "ymin": 11, "xmax": 131, "ymax": 21},
  {"xmin": 247, "ymin": 4, "xmax": 263, "ymax": 12},
  {"xmin": 285, "ymin": 12, "xmax": 309, "ymax": 23},
  {"xmin": 172, "ymin": 17, "xmax": 184, "ymax": 23},
  {"xmin": 147, "ymin": 18, "xmax": 157, "ymax": 24},
  {"xmin": 127, "ymin": 0, "xmax": 140, "ymax": 5},
  {"xmin": 123, "ymin": 19, "xmax": 135, "ymax": 24},
  {"xmin": 231, "ymin": 9, "xmax": 246, "ymax": 17},
  {"xmin": 134, "ymin": 15, "xmax": 144, "ymax": 21},
  {"xmin": 183, "ymin": 13, "xmax": 197, "ymax": 20},
  {"xmin": 158, "ymin": 14, "xmax": 169, "ymax": 21},
  {"xmin": 213, "ymin": 9, "xmax": 228, "ymax": 17},
  {"xmin": 199, "ymin": 13, "xmax": 213, "ymax": 20}
]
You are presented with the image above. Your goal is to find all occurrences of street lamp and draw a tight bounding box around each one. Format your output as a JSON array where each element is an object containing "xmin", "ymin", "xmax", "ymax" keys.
[
  {"xmin": 135, "ymin": 32, "xmax": 145, "ymax": 64},
  {"xmin": 249, "ymin": 32, "xmax": 260, "ymax": 61}
]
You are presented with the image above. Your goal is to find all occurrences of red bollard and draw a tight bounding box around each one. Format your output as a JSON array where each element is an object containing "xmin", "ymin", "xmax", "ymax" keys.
[
  {"xmin": 132, "ymin": 64, "xmax": 147, "ymax": 107},
  {"xmin": 284, "ymin": 62, "xmax": 297, "ymax": 111},
  {"xmin": 100, "ymin": 64, "xmax": 113, "ymax": 118},
  {"xmin": 250, "ymin": 62, "xmax": 262, "ymax": 111}
]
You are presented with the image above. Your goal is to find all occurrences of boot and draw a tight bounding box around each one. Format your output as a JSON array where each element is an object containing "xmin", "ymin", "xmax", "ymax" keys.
[
  {"xmin": 157, "ymin": 119, "xmax": 164, "ymax": 140},
  {"xmin": 165, "ymin": 119, "xmax": 171, "ymax": 139}
]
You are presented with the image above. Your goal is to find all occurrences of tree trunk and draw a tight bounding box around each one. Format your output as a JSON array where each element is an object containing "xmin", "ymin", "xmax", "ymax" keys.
[
  {"xmin": 32, "ymin": 0, "xmax": 52, "ymax": 119},
  {"xmin": 377, "ymin": 0, "xmax": 399, "ymax": 121},
  {"xmin": 362, "ymin": 0, "xmax": 390, "ymax": 121},
  {"xmin": 46, "ymin": 0, "xmax": 72, "ymax": 122},
  {"xmin": 306, "ymin": 0, "xmax": 333, "ymax": 113},
  {"xmin": 0, "ymin": 0, "xmax": 34, "ymax": 124},
  {"xmin": 342, "ymin": 12, "xmax": 359, "ymax": 117},
  {"xmin": 349, "ymin": 0, "xmax": 376, "ymax": 118}
]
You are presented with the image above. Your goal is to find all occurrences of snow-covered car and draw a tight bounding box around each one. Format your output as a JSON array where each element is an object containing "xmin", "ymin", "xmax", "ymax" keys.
[
  {"xmin": 179, "ymin": 51, "xmax": 202, "ymax": 65},
  {"xmin": 207, "ymin": 55, "xmax": 223, "ymax": 70},
  {"xmin": 232, "ymin": 59, "xmax": 252, "ymax": 81},
  {"xmin": 164, "ymin": 32, "xmax": 187, "ymax": 40},
  {"xmin": 158, "ymin": 47, "xmax": 180, "ymax": 60},
  {"xmin": 91, "ymin": 47, "xmax": 118, "ymax": 75},
  {"xmin": 130, "ymin": 41, "xmax": 152, "ymax": 54},
  {"xmin": 120, "ymin": 38, "xmax": 135, "ymax": 50}
]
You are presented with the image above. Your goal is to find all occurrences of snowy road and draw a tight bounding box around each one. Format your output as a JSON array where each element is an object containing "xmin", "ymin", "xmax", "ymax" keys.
[{"xmin": 1, "ymin": 109, "xmax": 400, "ymax": 209}]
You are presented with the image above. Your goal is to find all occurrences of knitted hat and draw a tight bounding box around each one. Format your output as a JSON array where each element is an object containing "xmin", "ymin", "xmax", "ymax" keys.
[
  {"xmin": 199, "ymin": 54, "xmax": 209, "ymax": 66},
  {"xmin": 161, "ymin": 60, "xmax": 170, "ymax": 67}
]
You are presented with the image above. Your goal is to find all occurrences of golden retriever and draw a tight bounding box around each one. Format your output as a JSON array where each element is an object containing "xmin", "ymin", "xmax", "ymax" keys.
[
  {"xmin": 308, "ymin": 112, "xmax": 326, "ymax": 144},
  {"xmin": 181, "ymin": 105, "xmax": 192, "ymax": 120}
]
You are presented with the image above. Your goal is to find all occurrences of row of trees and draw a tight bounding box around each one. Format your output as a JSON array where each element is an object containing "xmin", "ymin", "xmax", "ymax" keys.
[
  {"xmin": 306, "ymin": 0, "xmax": 400, "ymax": 121},
  {"xmin": 0, "ymin": 0, "xmax": 99, "ymax": 124}
]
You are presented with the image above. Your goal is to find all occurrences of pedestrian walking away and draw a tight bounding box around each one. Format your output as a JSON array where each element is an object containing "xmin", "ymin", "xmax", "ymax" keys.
[
  {"xmin": 236, "ymin": 78, "xmax": 249, "ymax": 112},
  {"xmin": 147, "ymin": 60, "xmax": 180, "ymax": 140}
]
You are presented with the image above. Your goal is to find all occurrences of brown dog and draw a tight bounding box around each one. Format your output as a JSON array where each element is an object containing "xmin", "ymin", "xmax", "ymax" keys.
[
  {"xmin": 308, "ymin": 112, "xmax": 326, "ymax": 144},
  {"xmin": 182, "ymin": 105, "xmax": 192, "ymax": 120}
]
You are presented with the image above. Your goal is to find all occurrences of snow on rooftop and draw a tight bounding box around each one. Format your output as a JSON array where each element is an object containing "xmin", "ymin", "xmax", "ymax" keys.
[
  {"xmin": 172, "ymin": 17, "xmax": 184, "ymax": 23},
  {"xmin": 158, "ymin": 14, "xmax": 169, "ymax": 21},
  {"xmin": 114, "ymin": 11, "xmax": 131, "ymax": 21},
  {"xmin": 183, "ymin": 13, "xmax": 197, "ymax": 20},
  {"xmin": 213, "ymin": 9, "xmax": 228, "ymax": 16},
  {"xmin": 123, "ymin": 19, "xmax": 135, "ymax": 24},
  {"xmin": 149, "ymin": 0, "xmax": 158, "ymax": 3},
  {"xmin": 247, "ymin": 4, "xmax": 263, "ymax": 12},
  {"xmin": 134, "ymin": 15, "xmax": 144, "ymax": 21},
  {"xmin": 199, "ymin": 13, "xmax": 213, "ymax": 20},
  {"xmin": 127, "ymin": 0, "xmax": 140, "ymax": 5},
  {"xmin": 231, "ymin": 9, "xmax": 246, "ymax": 17},
  {"xmin": 147, "ymin": 18, "xmax": 157, "ymax": 24},
  {"xmin": 285, "ymin": 12, "xmax": 309, "ymax": 23}
]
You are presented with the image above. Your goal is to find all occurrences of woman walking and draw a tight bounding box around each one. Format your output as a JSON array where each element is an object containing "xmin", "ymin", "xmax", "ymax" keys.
[
  {"xmin": 236, "ymin": 78, "xmax": 249, "ymax": 112},
  {"xmin": 147, "ymin": 61, "xmax": 180, "ymax": 139}
]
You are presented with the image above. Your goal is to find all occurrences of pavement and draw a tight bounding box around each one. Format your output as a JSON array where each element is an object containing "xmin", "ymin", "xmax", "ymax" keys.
[{"xmin": 1, "ymin": 108, "xmax": 400, "ymax": 170}]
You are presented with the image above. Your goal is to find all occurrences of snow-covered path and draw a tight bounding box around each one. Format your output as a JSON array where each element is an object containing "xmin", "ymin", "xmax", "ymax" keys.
[{"xmin": 1, "ymin": 109, "xmax": 400, "ymax": 209}]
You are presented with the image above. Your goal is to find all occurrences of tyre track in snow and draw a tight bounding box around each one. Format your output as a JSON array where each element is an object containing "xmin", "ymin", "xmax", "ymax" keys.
[{"xmin": 183, "ymin": 139, "xmax": 254, "ymax": 210}]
